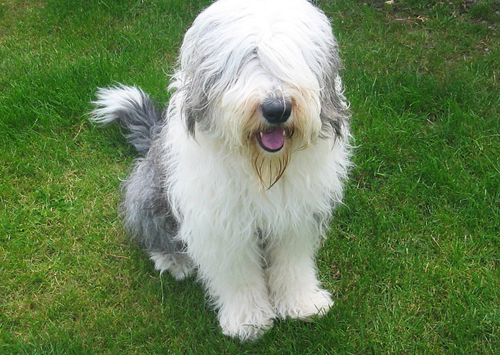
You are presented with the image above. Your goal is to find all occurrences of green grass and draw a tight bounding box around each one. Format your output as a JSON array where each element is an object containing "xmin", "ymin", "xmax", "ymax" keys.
[{"xmin": 1, "ymin": 0, "xmax": 499, "ymax": 353}]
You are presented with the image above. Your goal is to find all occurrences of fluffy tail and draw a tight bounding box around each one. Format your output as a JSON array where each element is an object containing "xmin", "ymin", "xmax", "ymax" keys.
[{"xmin": 90, "ymin": 84, "xmax": 162, "ymax": 156}]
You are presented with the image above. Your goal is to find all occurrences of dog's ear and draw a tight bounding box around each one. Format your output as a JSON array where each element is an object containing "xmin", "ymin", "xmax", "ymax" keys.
[
  {"xmin": 181, "ymin": 70, "xmax": 216, "ymax": 137},
  {"xmin": 177, "ymin": 35, "xmax": 228, "ymax": 137},
  {"xmin": 319, "ymin": 45, "xmax": 350, "ymax": 140},
  {"xmin": 182, "ymin": 79, "xmax": 209, "ymax": 136}
]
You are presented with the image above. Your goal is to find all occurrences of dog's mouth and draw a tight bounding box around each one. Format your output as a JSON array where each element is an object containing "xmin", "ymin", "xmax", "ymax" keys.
[{"xmin": 255, "ymin": 127, "xmax": 292, "ymax": 153}]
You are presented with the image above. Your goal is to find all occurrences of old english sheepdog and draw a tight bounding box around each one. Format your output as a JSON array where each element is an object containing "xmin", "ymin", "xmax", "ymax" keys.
[{"xmin": 90, "ymin": 0, "xmax": 351, "ymax": 340}]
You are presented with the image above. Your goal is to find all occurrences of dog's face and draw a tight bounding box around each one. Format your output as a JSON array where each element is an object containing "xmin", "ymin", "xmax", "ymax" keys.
[
  {"xmin": 174, "ymin": 0, "xmax": 348, "ymax": 188},
  {"xmin": 219, "ymin": 68, "xmax": 324, "ymax": 188}
]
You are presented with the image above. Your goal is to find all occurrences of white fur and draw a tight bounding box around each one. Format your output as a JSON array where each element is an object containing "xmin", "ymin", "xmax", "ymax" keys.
[
  {"xmin": 161, "ymin": 120, "xmax": 349, "ymax": 339},
  {"xmin": 149, "ymin": 252, "xmax": 195, "ymax": 280},
  {"xmin": 163, "ymin": 0, "xmax": 351, "ymax": 340},
  {"xmin": 91, "ymin": 85, "xmax": 146, "ymax": 125},
  {"xmin": 92, "ymin": 0, "xmax": 351, "ymax": 341}
]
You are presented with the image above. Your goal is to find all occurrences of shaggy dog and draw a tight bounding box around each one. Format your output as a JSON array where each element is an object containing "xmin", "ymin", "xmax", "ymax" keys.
[{"xmin": 90, "ymin": 0, "xmax": 351, "ymax": 340}]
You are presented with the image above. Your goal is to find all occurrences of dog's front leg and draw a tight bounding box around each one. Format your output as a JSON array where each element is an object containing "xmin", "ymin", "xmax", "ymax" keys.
[
  {"xmin": 186, "ymin": 228, "xmax": 275, "ymax": 341},
  {"xmin": 265, "ymin": 224, "xmax": 333, "ymax": 320}
]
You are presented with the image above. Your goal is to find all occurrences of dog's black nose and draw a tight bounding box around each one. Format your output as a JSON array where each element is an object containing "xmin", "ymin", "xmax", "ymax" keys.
[{"xmin": 261, "ymin": 98, "xmax": 292, "ymax": 124}]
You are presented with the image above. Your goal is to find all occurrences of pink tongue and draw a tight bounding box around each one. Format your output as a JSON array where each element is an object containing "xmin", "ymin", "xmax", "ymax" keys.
[{"xmin": 261, "ymin": 128, "xmax": 285, "ymax": 151}]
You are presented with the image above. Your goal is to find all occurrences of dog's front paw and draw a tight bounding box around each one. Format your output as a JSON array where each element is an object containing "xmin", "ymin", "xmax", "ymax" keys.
[
  {"xmin": 218, "ymin": 306, "xmax": 275, "ymax": 341},
  {"xmin": 274, "ymin": 288, "xmax": 334, "ymax": 320}
]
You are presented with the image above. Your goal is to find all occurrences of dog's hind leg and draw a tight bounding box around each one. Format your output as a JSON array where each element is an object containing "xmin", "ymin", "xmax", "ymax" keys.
[
  {"xmin": 149, "ymin": 251, "xmax": 195, "ymax": 280},
  {"xmin": 122, "ymin": 154, "xmax": 194, "ymax": 280}
]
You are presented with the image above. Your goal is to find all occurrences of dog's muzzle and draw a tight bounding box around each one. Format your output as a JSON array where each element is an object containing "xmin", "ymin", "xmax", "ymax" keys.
[{"xmin": 256, "ymin": 97, "xmax": 292, "ymax": 153}]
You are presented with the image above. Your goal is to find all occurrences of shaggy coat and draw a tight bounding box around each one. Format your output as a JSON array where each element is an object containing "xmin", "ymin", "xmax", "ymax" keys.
[{"xmin": 91, "ymin": 0, "xmax": 351, "ymax": 340}]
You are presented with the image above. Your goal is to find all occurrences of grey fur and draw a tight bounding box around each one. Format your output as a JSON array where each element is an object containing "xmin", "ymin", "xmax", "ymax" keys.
[
  {"xmin": 120, "ymin": 95, "xmax": 162, "ymax": 156},
  {"xmin": 100, "ymin": 87, "xmax": 163, "ymax": 156},
  {"xmin": 91, "ymin": 88, "xmax": 184, "ymax": 255},
  {"xmin": 319, "ymin": 42, "xmax": 350, "ymax": 141},
  {"xmin": 121, "ymin": 148, "xmax": 183, "ymax": 254}
]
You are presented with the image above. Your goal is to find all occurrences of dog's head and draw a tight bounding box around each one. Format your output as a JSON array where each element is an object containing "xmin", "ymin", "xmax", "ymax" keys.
[{"xmin": 171, "ymin": 0, "xmax": 349, "ymax": 188}]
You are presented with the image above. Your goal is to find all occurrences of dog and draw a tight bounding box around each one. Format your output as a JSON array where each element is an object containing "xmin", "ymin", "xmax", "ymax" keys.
[{"xmin": 90, "ymin": 0, "xmax": 351, "ymax": 340}]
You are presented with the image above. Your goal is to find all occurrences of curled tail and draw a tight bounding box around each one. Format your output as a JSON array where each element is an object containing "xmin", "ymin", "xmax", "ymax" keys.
[{"xmin": 90, "ymin": 84, "xmax": 162, "ymax": 156}]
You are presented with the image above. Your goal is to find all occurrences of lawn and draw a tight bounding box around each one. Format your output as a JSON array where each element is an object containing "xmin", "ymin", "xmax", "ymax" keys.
[{"xmin": 1, "ymin": 0, "xmax": 499, "ymax": 353}]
